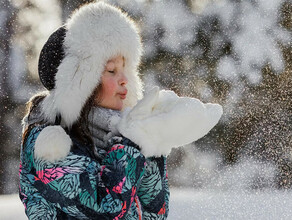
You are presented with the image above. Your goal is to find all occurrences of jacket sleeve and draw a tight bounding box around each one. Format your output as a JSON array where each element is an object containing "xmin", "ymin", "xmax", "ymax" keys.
[
  {"xmin": 137, "ymin": 156, "xmax": 170, "ymax": 219},
  {"xmin": 19, "ymin": 126, "xmax": 146, "ymax": 219}
]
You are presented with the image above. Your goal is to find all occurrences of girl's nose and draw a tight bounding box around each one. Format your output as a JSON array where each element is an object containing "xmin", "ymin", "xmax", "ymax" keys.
[{"xmin": 120, "ymin": 73, "xmax": 128, "ymax": 86}]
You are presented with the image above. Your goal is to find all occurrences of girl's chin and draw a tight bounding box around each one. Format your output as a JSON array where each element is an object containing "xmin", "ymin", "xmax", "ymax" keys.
[
  {"xmin": 115, "ymin": 104, "xmax": 123, "ymax": 111},
  {"xmin": 97, "ymin": 99, "xmax": 123, "ymax": 110},
  {"xmin": 105, "ymin": 103, "xmax": 123, "ymax": 111},
  {"xmin": 110, "ymin": 105, "xmax": 123, "ymax": 111}
]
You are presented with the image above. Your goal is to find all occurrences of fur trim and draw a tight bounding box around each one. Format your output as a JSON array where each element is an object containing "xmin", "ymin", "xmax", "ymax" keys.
[
  {"xmin": 34, "ymin": 126, "xmax": 72, "ymax": 162},
  {"xmin": 42, "ymin": 2, "xmax": 143, "ymax": 127}
]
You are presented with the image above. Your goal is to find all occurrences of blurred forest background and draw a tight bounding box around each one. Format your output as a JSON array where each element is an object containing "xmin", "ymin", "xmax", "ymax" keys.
[{"xmin": 0, "ymin": 0, "xmax": 291, "ymax": 194}]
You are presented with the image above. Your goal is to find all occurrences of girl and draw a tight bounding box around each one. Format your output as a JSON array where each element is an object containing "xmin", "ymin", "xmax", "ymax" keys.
[{"xmin": 19, "ymin": 2, "xmax": 222, "ymax": 219}]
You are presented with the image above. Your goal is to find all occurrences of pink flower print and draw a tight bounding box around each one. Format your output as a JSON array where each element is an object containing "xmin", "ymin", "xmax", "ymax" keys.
[
  {"xmin": 100, "ymin": 165, "xmax": 106, "ymax": 176},
  {"xmin": 19, "ymin": 162, "xmax": 22, "ymax": 176},
  {"xmin": 112, "ymin": 177, "xmax": 126, "ymax": 194},
  {"xmin": 36, "ymin": 168, "xmax": 66, "ymax": 184},
  {"xmin": 158, "ymin": 202, "xmax": 166, "ymax": 215},
  {"xmin": 36, "ymin": 167, "xmax": 83, "ymax": 184},
  {"xmin": 114, "ymin": 201, "xmax": 127, "ymax": 220},
  {"xmin": 109, "ymin": 144, "xmax": 125, "ymax": 153},
  {"xmin": 130, "ymin": 187, "xmax": 136, "ymax": 207}
]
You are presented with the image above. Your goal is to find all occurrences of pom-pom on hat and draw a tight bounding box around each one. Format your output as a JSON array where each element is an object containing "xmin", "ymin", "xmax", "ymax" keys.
[{"xmin": 39, "ymin": 2, "xmax": 143, "ymax": 128}]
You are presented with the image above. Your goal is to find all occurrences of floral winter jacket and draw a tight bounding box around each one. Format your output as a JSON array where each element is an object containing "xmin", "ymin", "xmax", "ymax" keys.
[{"xmin": 19, "ymin": 125, "xmax": 169, "ymax": 219}]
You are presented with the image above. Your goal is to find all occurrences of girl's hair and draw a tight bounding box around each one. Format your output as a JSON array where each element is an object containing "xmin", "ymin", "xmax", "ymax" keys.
[
  {"xmin": 22, "ymin": 92, "xmax": 48, "ymax": 143},
  {"xmin": 25, "ymin": 93, "xmax": 46, "ymax": 115},
  {"xmin": 69, "ymin": 83, "xmax": 103, "ymax": 159}
]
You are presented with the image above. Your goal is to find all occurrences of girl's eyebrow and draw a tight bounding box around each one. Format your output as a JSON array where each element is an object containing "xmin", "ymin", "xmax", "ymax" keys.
[
  {"xmin": 106, "ymin": 56, "xmax": 125, "ymax": 67},
  {"xmin": 106, "ymin": 61, "xmax": 115, "ymax": 70}
]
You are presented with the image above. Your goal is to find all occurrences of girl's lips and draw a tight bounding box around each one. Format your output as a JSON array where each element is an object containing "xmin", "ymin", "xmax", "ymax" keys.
[
  {"xmin": 119, "ymin": 94, "xmax": 127, "ymax": 99},
  {"xmin": 118, "ymin": 90, "xmax": 127, "ymax": 99}
]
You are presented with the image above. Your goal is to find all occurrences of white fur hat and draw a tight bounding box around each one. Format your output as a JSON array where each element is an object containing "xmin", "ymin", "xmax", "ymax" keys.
[{"xmin": 40, "ymin": 2, "xmax": 143, "ymax": 128}]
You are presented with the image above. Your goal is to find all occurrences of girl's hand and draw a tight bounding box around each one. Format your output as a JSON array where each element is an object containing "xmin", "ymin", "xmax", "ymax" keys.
[{"xmin": 117, "ymin": 87, "xmax": 223, "ymax": 157}]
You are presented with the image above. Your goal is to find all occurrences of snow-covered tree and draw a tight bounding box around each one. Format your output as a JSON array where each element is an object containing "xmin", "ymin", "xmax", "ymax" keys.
[{"xmin": 110, "ymin": 0, "xmax": 292, "ymax": 188}]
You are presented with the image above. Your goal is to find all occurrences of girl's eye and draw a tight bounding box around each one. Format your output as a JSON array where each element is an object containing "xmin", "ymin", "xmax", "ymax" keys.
[{"xmin": 108, "ymin": 70, "xmax": 115, "ymax": 74}]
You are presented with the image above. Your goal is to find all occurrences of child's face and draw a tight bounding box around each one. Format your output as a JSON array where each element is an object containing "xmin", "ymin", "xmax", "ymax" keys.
[{"xmin": 96, "ymin": 55, "xmax": 128, "ymax": 110}]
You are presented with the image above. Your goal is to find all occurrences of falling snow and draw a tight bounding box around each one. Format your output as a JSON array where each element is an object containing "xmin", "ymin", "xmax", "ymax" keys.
[{"xmin": 0, "ymin": 0, "xmax": 292, "ymax": 218}]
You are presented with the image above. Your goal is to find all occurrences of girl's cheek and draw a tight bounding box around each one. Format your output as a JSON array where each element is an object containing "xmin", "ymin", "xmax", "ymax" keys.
[{"xmin": 103, "ymin": 78, "xmax": 117, "ymax": 96}]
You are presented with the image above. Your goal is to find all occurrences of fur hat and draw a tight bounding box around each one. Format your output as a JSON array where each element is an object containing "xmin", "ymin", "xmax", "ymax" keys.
[{"xmin": 39, "ymin": 2, "xmax": 143, "ymax": 128}]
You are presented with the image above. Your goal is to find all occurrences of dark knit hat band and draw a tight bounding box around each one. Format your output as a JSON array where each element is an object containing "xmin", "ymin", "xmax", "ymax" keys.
[{"xmin": 38, "ymin": 26, "xmax": 67, "ymax": 90}]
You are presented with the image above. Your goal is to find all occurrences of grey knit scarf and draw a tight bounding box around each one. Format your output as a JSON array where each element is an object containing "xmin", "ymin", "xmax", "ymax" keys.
[{"xmin": 87, "ymin": 106, "xmax": 121, "ymax": 149}]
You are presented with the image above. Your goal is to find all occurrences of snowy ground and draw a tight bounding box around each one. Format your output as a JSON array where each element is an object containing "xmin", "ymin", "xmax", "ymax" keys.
[
  {"xmin": 2, "ymin": 188, "xmax": 292, "ymax": 220},
  {"xmin": 169, "ymin": 188, "xmax": 292, "ymax": 219}
]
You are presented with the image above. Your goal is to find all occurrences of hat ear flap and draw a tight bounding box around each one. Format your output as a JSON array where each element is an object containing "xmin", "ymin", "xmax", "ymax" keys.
[
  {"xmin": 38, "ymin": 26, "xmax": 67, "ymax": 90},
  {"xmin": 34, "ymin": 125, "xmax": 72, "ymax": 162}
]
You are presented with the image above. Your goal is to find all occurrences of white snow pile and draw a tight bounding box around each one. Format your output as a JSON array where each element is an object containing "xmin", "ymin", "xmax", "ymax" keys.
[
  {"xmin": 168, "ymin": 188, "xmax": 292, "ymax": 219},
  {"xmin": 3, "ymin": 189, "xmax": 292, "ymax": 220},
  {"xmin": 169, "ymin": 145, "xmax": 277, "ymax": 190}
]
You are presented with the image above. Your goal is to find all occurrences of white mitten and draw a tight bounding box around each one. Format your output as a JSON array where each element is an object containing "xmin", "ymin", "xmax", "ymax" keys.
[{"xmin": 117, "ymin": 87, "xmax": 223, "ymax": 157}]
